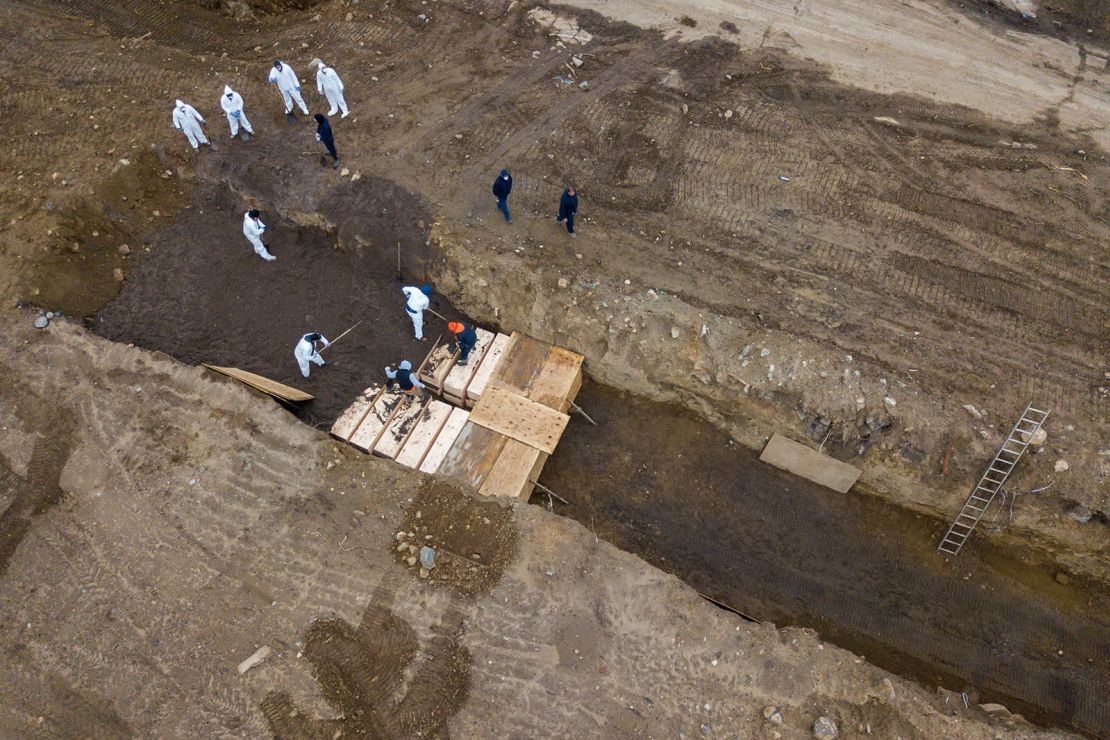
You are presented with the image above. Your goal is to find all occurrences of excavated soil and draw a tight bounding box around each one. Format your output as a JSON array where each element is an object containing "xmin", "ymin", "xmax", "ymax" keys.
[
  {"xmin": 93, "ymin": 180, "xmax": 466, "ymax": 423},
  {"xmin": 541, "ymin": 381, "xmax": 1110, "ymax": 735},
  {"xmin": 1, "ymin": 0, "xmax": 1108, "ymax": 736}
]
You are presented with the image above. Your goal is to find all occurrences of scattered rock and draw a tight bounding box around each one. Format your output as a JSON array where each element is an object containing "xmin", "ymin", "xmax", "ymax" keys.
[
  {"xmin": 1068, "ymin": 506, "xmax": 1092, "ymax": 524},
  {"xmin": 571, "ymin": 56, "xmax": 583, "ymax": 67},
  {"xmin": 237, "ymin": 645, "xmax": 272, "ymax": 674},
  {"xmin": 557, "ymin": 278, "xmax": 569, "ymax": 289},
  {"xmin": 33, "ymin": 316, "xmax": 49, "ymax": 329},
  {"xmin": 118, "ymin": 244, "xmax": 131, "ymax": 256},
  {"xmin": 671, "ymin": 326, "xmax": 681, "ymax": 339},
  {"xmin": 681, "ymin": 103, "xmax": 689, "ymax": 115},
  {"xmin": 762, "ymin": 706, "xmax": 783, "ymax": 724},
  {"xmin": 883, "ymin": 396, "xmax": 897, "ymax": 409},
  {"xmin": 724, "ymin": 109, "xmax": 733, "ymax": 119},
  {"xmin": 962, "ymin": 404, "xmax": 982, "ymax": 419},
  {"xmin": 340, "ymin": 167, "xmax": 350, "ymax": 177},
  {"xmin": 979, "ymin": 702, "xmax": 1011, "ymax": 715},
  {"xmin": 760, "ymin": 348, "xmax": 771, "ymax": 358},
  {"xmin": 1054, "ymin": 459, "xmax": 1069, "ymax": 473},
  {"xmin": 113, "ymin": 268, "xmax": 125, "ymax": 282},
  {"xmin": 813, "ymin": 716, "xmax": 838, "ymax": 739},
  {"xmin": 419, "ymin": 545, "xmax": 436, "ymax": 570},
  {"xmin": 418, "ymin": 567, "xmax": 430, "ymax": 579},
  {"xmin": 1022, "ymin": 428, "xmax": 1047, "ymax": 446},
  {"xmin": 1054, "ymin": 572, "xmax": 1069, "ymax": 585}
]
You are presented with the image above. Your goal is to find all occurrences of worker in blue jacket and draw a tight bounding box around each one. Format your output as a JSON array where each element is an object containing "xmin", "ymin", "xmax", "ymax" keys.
[
  {"xmin": 314, "ymin": 114, "xmax": 340, "ymax": 169},
  {"xmin": 492, "ymin": 169, "xmax": 513, "ymax": 222},
  {"xmin": 447, "ymin": 321, "xmax": 479, "ymax": 366},
  {"xmin": 557, "ymin": 185, "xmax": 578, "ymax": 238}
]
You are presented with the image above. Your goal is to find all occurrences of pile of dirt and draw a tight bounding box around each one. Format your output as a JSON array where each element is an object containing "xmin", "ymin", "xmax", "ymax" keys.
[{"xmin": 392, "ymin": 481, "xmax": 517, "ymax": 595}]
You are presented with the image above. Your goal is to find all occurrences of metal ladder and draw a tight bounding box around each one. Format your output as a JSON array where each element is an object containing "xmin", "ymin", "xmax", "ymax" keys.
[{"xmin": 937, "ymin": 403, "xmax": 1050, "ymax": 556}]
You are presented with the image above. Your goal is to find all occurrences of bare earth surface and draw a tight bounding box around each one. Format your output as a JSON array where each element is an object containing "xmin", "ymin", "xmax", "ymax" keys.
[
  {"xmin": 0, "ymin": 0, "xmax": 1107, "ymax": 736},
  {"xmin": 0, "ymin": 317, "xmax": 1055, "ymax": 738}
]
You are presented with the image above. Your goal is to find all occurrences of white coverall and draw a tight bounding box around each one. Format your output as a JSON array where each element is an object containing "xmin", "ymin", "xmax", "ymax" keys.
[
  {"xmin": 242, "ymin": 212, "xmax": 276, "ymax": 261},
  {"xmin": 268, "ymin": 62, "xmax": 309, "ymax": 115},
  {"xmin": 402, "ymin": 286, "xmax": 429, "ymax": 340},
  {"xmin": 220, "ymin": 86, "xmax": 253, "ymax": 136},
  {"xmin": 172, "ymin": 100, "xmax": 208, "ymax": 150},
  {"xmin": 316, "ymin": 63, "xmax": 349, "ymax": 118},
  {"xmin": 294, "ymin": 334, "xmax": 330, "ymax": 378}
]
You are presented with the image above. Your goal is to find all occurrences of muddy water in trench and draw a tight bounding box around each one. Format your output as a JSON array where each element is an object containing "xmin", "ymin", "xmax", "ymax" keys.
[{"xmin": 540, "ymin": 381, "xmax": 1110, "ymax": 736}]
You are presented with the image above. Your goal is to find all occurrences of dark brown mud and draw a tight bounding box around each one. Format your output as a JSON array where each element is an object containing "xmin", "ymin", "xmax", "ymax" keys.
[
  {"xmin": 539, "ymin": 380, "xmax": 1110, "ymax": 736},
  {"xmin": 91, "ymin": 182, "xmax": 467, "ymax": 424}
]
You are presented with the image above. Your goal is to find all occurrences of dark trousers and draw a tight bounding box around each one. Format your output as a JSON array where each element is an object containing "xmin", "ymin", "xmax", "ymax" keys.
[
  {"xmin": 562, "ymin": 212, "xmax": 575, "ymax": 234},
  {"xmin": 323, "ymin": 139, "xmax": 338, "ymax": 160},
  {"xmin": 496, "ymin": 197, "xmax": 511, "ymax": 221},
  {"xmin": 458, "ymin": 341, "xmax": 475, "ymax": 362}
]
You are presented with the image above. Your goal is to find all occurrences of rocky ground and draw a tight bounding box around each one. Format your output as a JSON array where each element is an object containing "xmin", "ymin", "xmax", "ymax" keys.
[{"xmin": 0, "ymin": 0, "xmax": 1107, "ymax": 736}]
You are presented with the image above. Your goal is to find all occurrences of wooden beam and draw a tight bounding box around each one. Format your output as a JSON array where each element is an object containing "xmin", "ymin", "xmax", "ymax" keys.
[
  {"xmin": 330, "ymin": 385, "xmax": 382, "ymax": 442},
  {"xmin": 466, "ymin": 332, "xmax": 514, "ymax": 407},
  {"xmin": 442, "ymin": 328, "xmax": 496, "ymax": 400},
  {"xmin": 436, "ymin": 422, "xmax": 508, "ymax": 489},
  {"xmin": 373, "ymin": 395, "xmax": 427, "ymax": 458},
  {"xmin": 529, "ymin": 346, "xmax": 584, "ymax": 411},
  {"xmin": 350, "ymin": 391, "xmax": 406, "ymax": 452},
  {"xmin": 468, "ymin": 385, "xmax": 569, "ymax": 454},
  {"xmin": 203, "ymin": 364, "xmax": 314, "ymax": 402},
  {"xmin": 396, "ymin": 400, "xmax": 453, "ymax": 469},
  {"xmin": 479, "ymin": 439, "xmax": 547, "ymax": 499},
  {"xmin": 419, "ymin": 407, "xmax": 469, "ymax": 474}
]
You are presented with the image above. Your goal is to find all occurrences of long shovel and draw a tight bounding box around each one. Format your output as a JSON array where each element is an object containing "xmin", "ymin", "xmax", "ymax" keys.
[{"xmin": 319, "ymin": 321, "xmax": 362, "ymax": 354}]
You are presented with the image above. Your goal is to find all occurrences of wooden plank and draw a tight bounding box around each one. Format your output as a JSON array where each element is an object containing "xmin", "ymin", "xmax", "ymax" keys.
[
  {"xmin": 489, "ymin": 332, "xmax": 550, "ymax": 393},
  {"xmin": 350, "ymin": 391, "xmax": 406, "ymax": 452},
  {"xmin": 468, "ymin": 385, "xmax": 569, "ymax": 455},
  {"xmin": 466, "ymin": 333, "xmax": 513, "ymax": 407},
  {"xmin": 372, "ymin": 395, "xmax": 428, "ymax": 459},
  {"xmin": 479, "ymin": 440, "xmax": 548, "ymax": 499},
  {"xmin": 329, "ymin": 385, "xmax": 382, "ymax": 442},
  {"xmin": 396, "ymin": 400, "xmax": 453, "ymax": 469},
  {"xmin": 419, "ymin": 407, "xmax": 469, "ymax": 474},
  {"xmin": 442, "ymin": 328, "xmax": 496, "ymax": 400},
  {"xmin": 436, "ymin": 422, "xmax": 509, "ymax": 489},
  {"xmin": 418, "ymin": 343, "xmax": 457, "ymax": 392},
  {"xmin": 759, "ymin": 432, "xmax": 862, "ymax": 493},
  {"xmin": 529, "ymin": 347, "xmax": 584, "ymax": 411},
  {"xmin": 203, "ymin": 364, "xmax": 314, "ymax": 402}
]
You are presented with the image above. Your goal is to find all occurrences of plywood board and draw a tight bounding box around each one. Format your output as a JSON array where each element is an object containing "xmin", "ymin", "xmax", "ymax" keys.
[
  {"xmin": 465, "ymin": 333, "xmax": 514, "ymax": 407},
  {"xmin": 442, "ymin": 328, "xmax": 496, "ymax": 399},
  {"xmin": 468, "ymin": 385, "xmax": 569, "ymax": 455},
  {"xmin": 373, "ymin": 395, "xmax": 428, "ymax": 459},
  {"xmin": 350, "ymin": 391, "xmax": 406, "ymax": 452},
  {"xmin": 396, "ymin": 400, "xmax": 453, "ymax": 469},
  {"xmin": 203, "ymin": 364, "xmax": 314, "ymax": 402},
  {"xmin": 436, "ymin": 422, "xmax": 508, "ymax": 489},
  {"xmin": 759, "ymin": 432, "xmax": 862, "ymax": 493},
  {"xmin": 490, "ymin": 332, "xmax": 551, "ymax": 393},
  {"xmin": 529, "ymin": 347, "xmax": 584, "ymax": 411},
  {"xmin": 418, "ymin": 343, "xmax": 457, "ymax": 391},
  {"xmin": 329, "ymin": 385, "xmax": 382, "ymax": 442},
  {"xmin": 479, "ymin": 439, "xmax": 548, "ymax": 499},
  {"xmin": 419, "ymin": 407, "xmax": 469, "ymax": 474}
]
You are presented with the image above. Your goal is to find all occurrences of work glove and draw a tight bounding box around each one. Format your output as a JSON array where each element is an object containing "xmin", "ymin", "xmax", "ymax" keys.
[
  {"xmin": 295, "ymin": 85, "xmax": 301, "ymax": 91},
  {"xmin": 232, "ymin": 110, "xmax": 241, "ymax": 118},
  {"xmin": 315, "ymin": 133, "xmax": 321, "ymax": 142}
]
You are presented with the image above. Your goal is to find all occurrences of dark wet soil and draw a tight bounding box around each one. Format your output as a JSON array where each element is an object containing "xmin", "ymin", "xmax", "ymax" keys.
[
  {"xmin": 540, "ymin": 381, "xmax": 1110, "ymax": 736},
  {"xmin": 92, "ymin": 183, "xmax": 467, "ymax": 424}
]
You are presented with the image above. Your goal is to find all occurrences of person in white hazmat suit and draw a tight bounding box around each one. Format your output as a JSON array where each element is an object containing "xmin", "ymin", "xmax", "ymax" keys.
[
  {"xmin": 268, "ymin": 60, "xmax": 309, "ymax": 117},
  {"xmin": 220, "ymin": 85, "xmax": 254, "ymax": 138},
  {"xmin": 294, "ymin": 332, "xmax": 330, "ymax": 378},
  {"xmin": 401, "ymin": 284, "xmax": 432, "ymax": 341},
  {"xmin": 243, "ymin": 209, "xmax": 276, "ymax": 262},
  {"xmin": 315, "ymin": 61, "xmax": 349, "ymax": 118},
  {"xmin": 172, "ymin": 99, "xmax": 209, "ymax": 151}
]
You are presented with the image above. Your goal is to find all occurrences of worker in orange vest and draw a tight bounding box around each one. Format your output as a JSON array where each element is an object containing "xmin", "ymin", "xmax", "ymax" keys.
[{"xmin": 447, "ymin": 322, "xmax": 478, "ymax": 366}]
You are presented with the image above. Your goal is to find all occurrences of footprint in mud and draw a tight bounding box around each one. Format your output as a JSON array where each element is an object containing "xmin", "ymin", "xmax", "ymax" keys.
[{"xmin": 261, "ymin": 600, "xmax": 470, "ymax": 738}]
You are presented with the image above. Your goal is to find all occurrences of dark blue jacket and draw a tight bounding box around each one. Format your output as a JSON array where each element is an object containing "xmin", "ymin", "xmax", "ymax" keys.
[
  {"xmin": 454, "ymin": 323, "xmax": 478, "ymax": 351},
  {"xmin": 492, "ymin": 173, "xmax": 513, "ymax": 199},
  {"xmin": 558, "ymin": 190, "xmax": 578, "ymax": 220},
  {"xmin": 314, "ymin": 115, "xmax": 334, "ymax": 147}
]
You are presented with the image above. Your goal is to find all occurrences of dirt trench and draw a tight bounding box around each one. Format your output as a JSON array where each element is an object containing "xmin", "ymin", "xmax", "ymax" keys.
[{"xmin": 539, "ymin": 381, "xmax": 1110, "ymax": 736}]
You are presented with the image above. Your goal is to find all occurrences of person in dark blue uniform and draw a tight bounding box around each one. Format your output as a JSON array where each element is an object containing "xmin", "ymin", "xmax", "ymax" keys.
[
  {"xmin": 557, "ymin": 185, "xmax": 578, "ymax": 238},
  {"xmin": 492, "ymin": 169, "xmax": 513, "ymax": 223},
  {"xmin": 447, "ymin": 322, "xmax": 479, "ymax": 366},
  {"xmin": 314, "ymin": 113, "xmax": 340, "ymax": 169}
]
